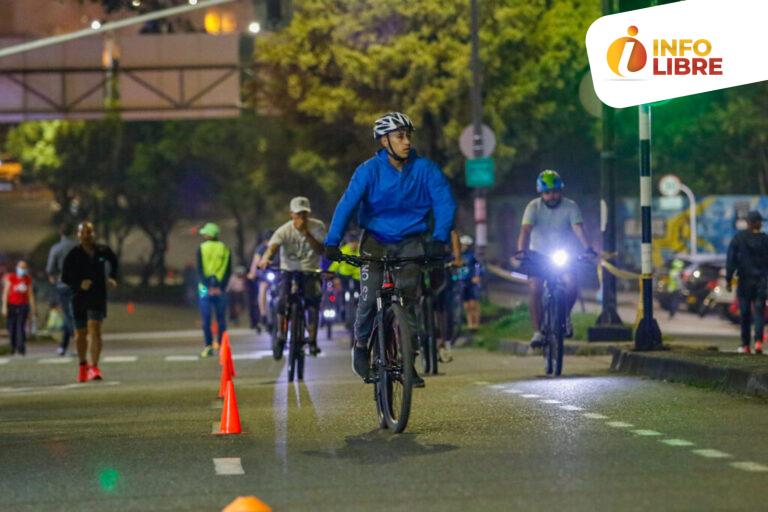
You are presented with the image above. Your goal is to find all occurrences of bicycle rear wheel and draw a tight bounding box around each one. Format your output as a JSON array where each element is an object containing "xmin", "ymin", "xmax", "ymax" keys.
[
  {"xmin": 417, "ymin": 298, "xmax": 431, "ymax": 375},
  {"xmin": 288, "ymin": 302, "xmax": 304, "ymax": 382},
  {"xmin": 425, "ymin": 298, "xmax": 438, "ymax": 375},
  {"xmin": 379, "ymin": 303, "xmax": 414, "ymax": 433},
  {"xmin": 552, "ymin": 297, "xmax": 565, "ymax": 376}
]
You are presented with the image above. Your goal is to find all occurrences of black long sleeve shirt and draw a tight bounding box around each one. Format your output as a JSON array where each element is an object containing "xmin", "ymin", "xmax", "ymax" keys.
[
  {"xmin": 726, "ymin": 230, "xmax": 768, "ymax": 283},
  {"xmin": 62, "ymin": 244, "xmax": 119, "ymax": 310}
]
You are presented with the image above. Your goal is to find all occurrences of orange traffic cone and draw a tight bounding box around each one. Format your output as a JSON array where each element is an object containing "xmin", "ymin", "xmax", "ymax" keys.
[
  {"xmin": 218, "ymin": 360, "xmax": 232, "ymax": 399},
  {"xmin": 215, "ymin": 380, "xmax": 242, "ymax": 435},
  {"xmin": 220, "ymin": 332, "xmax": 236, "ymax": 377},
  {"xmin": 219, "ymin": 331, "xmax": 230, "ymax": 365},
  {"xmin": 222, "ymin": 496, "xmax": 272, "ymax": 512}
]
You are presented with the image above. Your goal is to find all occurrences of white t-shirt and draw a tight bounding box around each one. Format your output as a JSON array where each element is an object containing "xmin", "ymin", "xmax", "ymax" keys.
[
  {"xmin": 521, "ymin": 197, "xmax": 583, "ymax": 254},
  {"xmin": 269, "ymin": 218, "xmax": 327, "ymax": 271}
]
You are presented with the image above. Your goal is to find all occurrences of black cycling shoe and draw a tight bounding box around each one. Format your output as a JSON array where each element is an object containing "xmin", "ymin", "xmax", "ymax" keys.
[
  {"xmin": 309, "ymin": 343, "xmax": 322, "ymax": 357},
  {"xmin": 412, "ymin": 370, "xmax": 426, "ymax": 388},
  {"xmin": 352, "ymin": 345, "xmax": 370, "ymax": 380}
]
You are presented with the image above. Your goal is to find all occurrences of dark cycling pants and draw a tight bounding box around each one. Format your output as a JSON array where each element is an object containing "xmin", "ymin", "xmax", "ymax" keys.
[
  {"xmin": 277, "ymin": 272, "xmax": 322, "ymax": 343},
  {"xmin": 200, "ymin": 293, "xmax": 227, "ymax": 347},
  {"xmin": 738, "ymin": 277, "xmax": 767, "ymax": 346},
  {"xmin": 7, "ymin": 304, "xmax": 29, "ymax": 354},
  {"xmin": 354, "ymin": 233, "xmax": 424, "ymax": 347}
]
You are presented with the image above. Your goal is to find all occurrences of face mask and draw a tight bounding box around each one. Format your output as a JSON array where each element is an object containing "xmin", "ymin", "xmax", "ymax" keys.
[{"xmin": 16, "ymin": 267, "xmax": 27, "ymax": 277}]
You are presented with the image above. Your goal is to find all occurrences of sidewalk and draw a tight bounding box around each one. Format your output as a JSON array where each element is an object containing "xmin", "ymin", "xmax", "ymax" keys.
[{"xmin": 611, "ymin": 348, "xmax": 768, "ymax": 398}]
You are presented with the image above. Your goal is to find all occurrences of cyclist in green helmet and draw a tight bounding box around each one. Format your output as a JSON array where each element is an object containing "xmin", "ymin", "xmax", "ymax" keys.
[{"xmin": 515, "ymin": 170, "xmax": 595, "ymax": 346}]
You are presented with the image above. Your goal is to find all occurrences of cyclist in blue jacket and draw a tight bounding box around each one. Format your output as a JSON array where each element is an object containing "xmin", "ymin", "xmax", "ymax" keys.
[{"xmin": 324, "ymin": 112, "xmax": 456, "ymax": 386}]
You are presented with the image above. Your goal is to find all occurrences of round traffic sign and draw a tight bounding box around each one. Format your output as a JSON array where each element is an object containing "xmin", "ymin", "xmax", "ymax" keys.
[
  {"xmin": 659, "ymin": 174, "xmax": 681, "ymax": 197},
  {"xmin": 459, "ymin": 124, "xmax": 496, "ymax": 159}
]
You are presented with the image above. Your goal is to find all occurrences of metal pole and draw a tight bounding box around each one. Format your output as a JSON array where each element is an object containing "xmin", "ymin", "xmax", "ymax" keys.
[
  {"xmin": 635, "ymin": 104, "xmax": 662, "ymax": 350},
  {"xmin": 470, "ymin": 0, "xmax": 486, "ymax": 259},
  {"xmin": 0, "ymin": 0, "xmax": 237, "ymax": 60},
  {"xmin": 679, "ymin": 183, "xmax": 697, "ymax": 256},
  {"xmin": 588, "ymin": 0, "xmax": 632, "ymax": 342}
]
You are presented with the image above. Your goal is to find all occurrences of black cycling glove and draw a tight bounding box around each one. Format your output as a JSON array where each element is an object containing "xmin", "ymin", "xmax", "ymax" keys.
[{"xmin": 325, "ymin": 245, "xmax": 343, "ymax": 262}]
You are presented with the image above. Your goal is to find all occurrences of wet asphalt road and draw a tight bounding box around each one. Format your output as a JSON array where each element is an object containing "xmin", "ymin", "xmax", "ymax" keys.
[{"xmin": 1, "ymin": 329, "xmax": 767, "ymax": 511}]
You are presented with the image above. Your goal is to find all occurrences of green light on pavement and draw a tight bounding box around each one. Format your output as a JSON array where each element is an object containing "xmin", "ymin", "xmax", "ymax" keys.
[{"xmin": 98, "ymin": 468, "xmax": 121, "ymax": 493}]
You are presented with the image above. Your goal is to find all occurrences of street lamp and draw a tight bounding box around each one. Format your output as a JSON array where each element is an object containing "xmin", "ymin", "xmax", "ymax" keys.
[
  {"xmin": 248, "ymin": 21, "xmax": 261, "ymax": 34},
  {"xmin": 659, "ymin": 174, "xmax": 697, "ymax": 256}
]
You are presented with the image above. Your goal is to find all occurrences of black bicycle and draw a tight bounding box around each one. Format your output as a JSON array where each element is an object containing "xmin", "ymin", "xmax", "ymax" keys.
[
  {"xmin": 417, "ymin": 261, "xmax": 451, "ymax": 375},
  {"xmin": 272, "ymin": 270, "xmax": 322, "ymax": 382},
  {"xmin": 341, "ymin": 253, "xmax": 435, "ymax": 433},
  {"xmin": 517, "ymin": 249, "xmax": 592, "ymax": 376}
]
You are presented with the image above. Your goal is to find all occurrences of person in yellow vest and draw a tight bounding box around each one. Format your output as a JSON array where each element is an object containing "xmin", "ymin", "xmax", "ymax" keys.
[{"xmin": 197, "ymin": 222, "xmax": 232, "ymax": 357}]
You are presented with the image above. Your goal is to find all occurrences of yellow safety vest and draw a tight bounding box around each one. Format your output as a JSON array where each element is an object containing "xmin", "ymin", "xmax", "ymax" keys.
[
  {"xmin": 200, "ymin": 240, "xmax": 230, "ymax": 282},
  {"xmin": 329, "ymin": 243, "xmax": 361, "ymax": 281}
]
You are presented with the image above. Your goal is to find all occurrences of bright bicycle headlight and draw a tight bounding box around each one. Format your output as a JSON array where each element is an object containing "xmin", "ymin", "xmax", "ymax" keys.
[
  {"xmin": 551, "ymin": 250, "xmax": 569, "ymax": 267},
  {"xmin": 266, "ymin": 271, "xmax": 276, "ymax": 282},
  {"xmin": 323, "ymin": 309, "xmax": 337, "ymax": 319}
]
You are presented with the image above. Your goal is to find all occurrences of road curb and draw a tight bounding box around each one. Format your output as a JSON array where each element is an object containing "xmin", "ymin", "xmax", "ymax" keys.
[{"xmin": 610, "ymin": 350, "xmax": 768, "ymax": 397}]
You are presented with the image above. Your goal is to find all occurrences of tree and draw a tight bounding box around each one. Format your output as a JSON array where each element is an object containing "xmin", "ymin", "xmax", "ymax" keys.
[{"xmin": 249, "ymin": 0, "xmax": 601, "ymax": 196}]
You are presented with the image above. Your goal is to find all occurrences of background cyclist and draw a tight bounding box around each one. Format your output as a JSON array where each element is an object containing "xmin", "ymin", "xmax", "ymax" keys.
[
  {"xmin": 259, "ymin": 196, "xmax": 327, "ymax": 357},
  {"xmin": 516, "ymin": 170, "xmax": 594, "ymax": 346}
]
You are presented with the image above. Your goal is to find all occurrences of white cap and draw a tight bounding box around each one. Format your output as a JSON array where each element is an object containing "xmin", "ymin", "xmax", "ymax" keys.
[{"xmin": 290, "ymin": 196, "xmax": 311, "ymax": 213}]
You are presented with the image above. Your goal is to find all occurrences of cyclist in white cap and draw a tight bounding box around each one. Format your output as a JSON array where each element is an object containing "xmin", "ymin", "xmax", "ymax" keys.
[{"xmin": 259, "ymin": 196, "xmax": 327, "ymax": 356}]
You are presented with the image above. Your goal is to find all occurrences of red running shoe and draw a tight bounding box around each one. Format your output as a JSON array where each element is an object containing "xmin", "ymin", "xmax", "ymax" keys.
[
  {"xmin": 738, "ymin": 345, "xmax": 752, "ymax": 354},
  {"xmin": 77, "ymin": 363, "xmax": 88, "ymax": 383},
  {"xmin": 756, "ymin": 341, "xmax": 763, "ymax": 354},
  {"xmin": 87, "ymin": 365, "xmax": 102, "ymax": 381}
]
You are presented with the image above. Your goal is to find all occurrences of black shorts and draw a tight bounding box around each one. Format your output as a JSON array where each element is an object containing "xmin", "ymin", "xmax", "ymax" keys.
[{"xmin": 74, "ymin": 308, "xmax": 106, "ymax": 329}]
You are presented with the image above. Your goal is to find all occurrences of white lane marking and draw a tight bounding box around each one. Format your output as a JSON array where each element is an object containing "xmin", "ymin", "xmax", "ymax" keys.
[
  {"xmin": 606, "ymin": 421, "xmax": 634, "ymax": 428},
  {"xmin": 631, "ymin": 430, "xmax": 662, "ymax": 436},
  {"xmin": 165, "ymin": 355, "xmax": 199, "ymax": 362},
  {"xmin": 103, "ymin": 328, "xmax": 254, "ymax": 342},
  {"xmin": 692, "ymin": 449, "xmax": 732, "ymax": 459},
  {"xmin": 730, "ymin": 461, "xmax": 768, "ymax": 472},
  {"xmin": 232, "ymin": 350, "xmax": 273, "ymax": 361},
  {"xmin": 661, "ymin": 439, "xmax": 695, "ymax": 447},
  {"xmin": 38, "ymin": 358, "xmax": 72, "ymax": 364},
  {"xmin": 559, "ymin": 405, "xmax": 584, "ymax": 411},
  {"xmin": 489, "ymin": 384, "xmax": 508, "ymax": 389},
  {"xmin": 521, "ymin": 394, "xmax": 541, "ymax": 398},
  {"xmin": 0, "ymin": 381, "xmax": 121, "ymax": 394},
  {"xmin": 0, "ymin": 358, "xmax": 10, "ymax": 364},
  {"xmin": 102, "ymin": 356, "xmax": 137, "ymax": 363},
  {"xmin": 213, "ymin": 458, "xmax": 244, "ymax": 476},
  {"xmin": 583, "ymin": 413, "xmax": 608, "ymax": 419},
  {"xmin": 540, "ymin": 399, "xmax": 562, "ymax": 404},
  {"xmin": 503, "ymin": 389, "xmax": 523, "ymax": 394}
]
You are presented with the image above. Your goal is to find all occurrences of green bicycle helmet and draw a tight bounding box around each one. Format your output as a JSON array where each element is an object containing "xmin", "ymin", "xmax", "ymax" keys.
[{"xmin": 536, "ymin": 170, "xmax": 564, "ymax": 193}]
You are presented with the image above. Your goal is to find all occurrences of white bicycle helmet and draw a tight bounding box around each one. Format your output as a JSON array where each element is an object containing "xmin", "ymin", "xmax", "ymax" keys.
[{"xmin": 373, "ymin": 112, "xmax": 414, "ymax": 139}]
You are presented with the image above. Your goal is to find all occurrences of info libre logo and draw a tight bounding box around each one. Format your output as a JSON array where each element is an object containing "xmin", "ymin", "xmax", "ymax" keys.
[{"xmin": 606, "ymin": 26, "xmax": 723, "ymax": 78}]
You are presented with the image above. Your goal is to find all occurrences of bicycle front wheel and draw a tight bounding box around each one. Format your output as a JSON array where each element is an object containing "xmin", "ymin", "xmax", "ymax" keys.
[{"xmin": 379, "ymin": 303, "xmax": 414, "ymax": 433}]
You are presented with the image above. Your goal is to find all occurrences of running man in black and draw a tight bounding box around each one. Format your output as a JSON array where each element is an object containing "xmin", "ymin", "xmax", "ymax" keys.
[{"xmin": 62, "ymin": 222, "xmax": 119, "ymax": 382}]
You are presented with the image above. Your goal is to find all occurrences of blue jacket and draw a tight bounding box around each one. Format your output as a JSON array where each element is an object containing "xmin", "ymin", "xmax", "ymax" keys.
[{"xmin": 325, "ymin": 149, "xmax": 456, "ymax": 245}]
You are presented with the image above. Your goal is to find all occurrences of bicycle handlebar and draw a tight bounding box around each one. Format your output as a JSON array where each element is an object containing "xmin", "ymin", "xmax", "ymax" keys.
[{"xmin": 339, "ymin": 254, "xmax": 448, "ymax": 268}]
